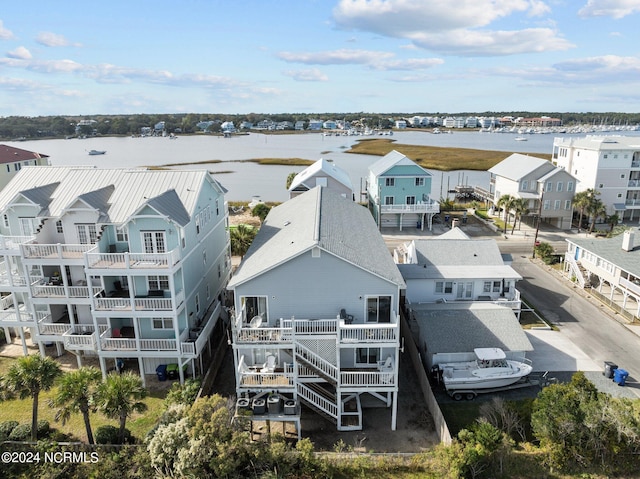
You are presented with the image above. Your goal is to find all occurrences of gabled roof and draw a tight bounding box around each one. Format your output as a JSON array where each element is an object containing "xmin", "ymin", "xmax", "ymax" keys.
[
  {"xmin": 0, "ymin": 166, "xmax": 222, "ymax": 226},
  {"xmin": 228, "ymin": 186, "xmax": 405, "ymax": 288},
  {"xmin": 412, "ymin": 302, "xmax": 533, "ymax": 354},
  {"xmin": 537, "ymin": 166, "xmax": 575, "ymax": 183},
  {"xmin": 0, "ymin": 144, "xmax": 49, "ymax": 164},
  {"xmin": 488, "ymin": 153, "xmax": 552, "ymax": 181},
  {"xmin": 369, "ymin": 150, "xmax": 431, "ymax": 177},
  {"xmin": 288, "ymin": 158, "xmax": 353, "ymax": 192},
  {"xmin": 398, "ymin": 234, "xmax": 522, "ymax": 280}
]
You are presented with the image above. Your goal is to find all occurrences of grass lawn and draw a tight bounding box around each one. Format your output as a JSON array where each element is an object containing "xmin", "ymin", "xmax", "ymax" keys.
[
  {"xmin": 0, "ymin": 356, "xmax": 166, "ymax": 442},
  {"xmin": 346, "ymin": 138, "xmax": 552, "ymax": 171}
]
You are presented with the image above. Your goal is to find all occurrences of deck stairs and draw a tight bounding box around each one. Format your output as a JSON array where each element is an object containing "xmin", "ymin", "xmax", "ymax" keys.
[
  {"xmin": 294, "ymin": 339, "xmax": 362, "ymax": 430},
  {"xmin": 564, "ymin": 253, "xmax": 588, "ymax": 288}
]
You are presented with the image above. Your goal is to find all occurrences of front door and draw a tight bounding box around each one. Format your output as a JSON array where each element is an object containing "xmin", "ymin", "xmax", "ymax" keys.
[{"xmin": 142, "ymin": 231, "xmax": 166, "ymax": 253}]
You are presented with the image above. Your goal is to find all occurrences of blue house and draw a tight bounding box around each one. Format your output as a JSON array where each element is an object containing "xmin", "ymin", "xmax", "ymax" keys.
[
  {"xmin": 0, "ymin": 166, "xmax": 231, "ymax": 385},
  {"xmin": 367, "ymin": 150, "xmax": 439, "ymax": 230}
]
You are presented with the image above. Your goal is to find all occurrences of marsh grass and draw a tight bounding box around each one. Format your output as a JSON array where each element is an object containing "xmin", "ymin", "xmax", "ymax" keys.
[{"xmin": 347, "ymin": 138, "xmax": 552, "ymax": 171}]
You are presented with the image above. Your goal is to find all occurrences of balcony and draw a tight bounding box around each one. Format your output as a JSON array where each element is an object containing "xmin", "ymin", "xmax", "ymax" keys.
[
  {"xmin": 94, "ymin": 290, "xmax": 184, "ymax": 312},
  {"xmin": 625, "ymin": 198, "xmax": 640, "ymax": 207},
  {"xmin": 0, "ymin": 296, "xmax": 34, "ymax": 326},
  {"xmin": 628, "ymin": 179, "xmax": 640, "ymax": 188},
  {"xmin": 0, "ymin": 235, "xmax": 34, "ymax": 254},
  {"xmin": 180, "ymin": 302, "xmax": 221, "ymax": 357},
  {"xmin": 21, "ymin": 243, "xmax": 95, "ymax": 262},
  {"xmin": 237, "ymin": 357, "xmax": 295, "ymax": 389},
  {"xmin": 86, "ymin": 248, "xmax": 181, "ymax": 271},
  {"xmin": 100, "ymin": 327, "xmax": 181, "ymax": 352},
  {"xmin": 36, "ymin": 314, "xmax": 71, "ymax": 336},
  {"xmin": 62, "ymin": 325, "xmax": 106, "ymax": 351},
  {"xmin": 380, "ymin": 201, "xmax": 440, "ymax": 214}
]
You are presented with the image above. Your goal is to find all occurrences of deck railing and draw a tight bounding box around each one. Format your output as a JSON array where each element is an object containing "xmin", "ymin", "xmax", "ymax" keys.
[
  {"xmin": 85, "ymin": 248, "xmax": 181, "ymax": 270},
  {"xmin": 94, "ymin": 295, "xmax": 179, "ymax": 312},
  {"xmin": 21, "ymin": 243, "xmax": 95, "ymax": 260},
  {"xmin": 340, "ymin": 370, "xmax": 396, "ymax": 387},
  {"xmin": 0, "ymin": 235, "xmax": 33, "ymax": 252},
  {"xmin": 380, "ymin": 201, "xmax": 440, "ymax": 214}
]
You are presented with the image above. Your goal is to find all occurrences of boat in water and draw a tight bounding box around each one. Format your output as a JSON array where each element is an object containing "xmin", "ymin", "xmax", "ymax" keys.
[
  {"xmin": 87, "ymin": 149, "xmax": 107, "ymax": 155},
  {"xmin": 514, "ymin": 136, "xmax": 528, "ymax": 141},
  {"xmin": 437, "ymin": 348, "xmax": 532, "ymax": 391}
]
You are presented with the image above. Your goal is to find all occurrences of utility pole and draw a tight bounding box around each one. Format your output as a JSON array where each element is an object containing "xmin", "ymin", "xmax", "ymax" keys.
[{"xmin": 532, "ymin": 189, "xmax": 543, "ymax": 258}]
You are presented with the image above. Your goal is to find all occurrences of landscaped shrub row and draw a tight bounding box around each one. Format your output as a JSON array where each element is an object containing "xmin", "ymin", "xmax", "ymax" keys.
[{"xmin": 0, "ymin": 420, "xmax": 50, "ymax": 441}]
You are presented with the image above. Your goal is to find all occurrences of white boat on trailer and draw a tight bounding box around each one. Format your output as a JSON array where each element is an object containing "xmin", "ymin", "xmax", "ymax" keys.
[{"xmin": 438, "ymin": 348, "xmax": 533, "ymax": 396}]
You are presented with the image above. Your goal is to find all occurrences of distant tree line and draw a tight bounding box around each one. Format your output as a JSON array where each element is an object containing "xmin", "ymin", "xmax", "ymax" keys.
[{"xmin": 1, "ymin": 111, "xmax": 639, "ymax": 140}]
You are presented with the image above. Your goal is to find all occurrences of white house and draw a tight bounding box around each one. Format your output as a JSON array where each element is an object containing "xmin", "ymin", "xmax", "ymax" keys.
[
  {"xmin": 395, "ymin": 227, "xmax": 522, "ymax": 311},
  {"xmin": 489, "ymin": 153, "xmax": 577, "ymax": 230},
  {"xmin": 227, "ymin": 186, "xmax": 405, "ymax": 433},
  {"xmin": 0, "ymin": 166, "xmax": 231, "ymax": 386},
  {"xmin": 288, "ymin": 158, "xmax": 353, "ymax": 199},
  {"xmin": 553, "ymin": 135, "xmax": 640, "ymax": 223}
]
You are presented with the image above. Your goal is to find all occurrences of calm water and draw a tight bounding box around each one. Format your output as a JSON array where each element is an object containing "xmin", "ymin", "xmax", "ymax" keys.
[{"xmin": 7, "ymin": 130, "xmax": 640, "ymax": 202}]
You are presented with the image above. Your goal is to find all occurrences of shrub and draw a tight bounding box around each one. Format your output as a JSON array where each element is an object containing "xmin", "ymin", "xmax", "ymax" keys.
[
  {"xmin": 0, "ymin": 420, "xmax": 19, "ymax": 441},
  {"xmin": 95, "ymin": 425, "xmax": 132, "ymax": 444},
  {"xmin": 37, "ymin": 420, "xmax": 50, "ymax": 437},
  {"xmin": 8, "ymin": 424, "xmax": 32, "ymax": 441}
]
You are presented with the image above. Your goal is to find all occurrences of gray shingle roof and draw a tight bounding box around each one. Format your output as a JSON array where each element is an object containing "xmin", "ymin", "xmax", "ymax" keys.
[
  {"xmin": 411, "ymin": 302, "xmax": 533, "ymax": 354},
  {"xmin": 369, "ymin": 150, "xmax": 431, "ymax": 177},
  {"xmin": 569, "ymin": 231, "xmax": 640, "ymax": 277},
  {"xmin": 228, "ymin": 186, "xmax": 406, "ymax": 288},
  {"xmin": 488, "ymin": 153, "xmax": 552, "ymax": 181}
]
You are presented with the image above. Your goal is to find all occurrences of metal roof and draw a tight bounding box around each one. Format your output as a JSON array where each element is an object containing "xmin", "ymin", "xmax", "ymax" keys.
[
  {"xmin": 288, "ymin": 158, "xmax": 353, "ymax": 192},
  {"xmin": 228, "ymin": 186, "xmax": 406, "ymax": 288},
  {"xmin": 411, "ymin": 302, "xmax": 534, "ymax": 354},
  {"xmin": 0, "ymin": 166, "xmax": 222, "ymax": 226}
]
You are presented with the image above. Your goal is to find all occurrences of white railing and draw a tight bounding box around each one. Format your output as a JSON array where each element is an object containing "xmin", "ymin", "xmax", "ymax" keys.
[
  {"xmin": 0, "ymin": 309, "xmax": 33, "ymax": 323},
  {"xmin": 63, "ymin": 327, "xmax": 97, "ymax": 350},
  {"xmin": 564, "ymin": 252, "xmax": 586, "ymax": 288},
  {"xmin": 0, "ymin": 273, "xmax": 28, "ymax": 287},
  {"xmin": 340, "ymin": 323, "xmax": 398, "ymax": 343},
  {"xmin": 1, "ymin": 294, "xmax": 14, "ymax": 309},
  {"xmin": 380, "ymin": 201, "xmax": 440, "ymax": 214},
  {"xmin": 341, "ymin": 370, "xmax": 396, "ymax": 387},
  {"xmin": 38, "ymin": 322, "xmax": 71, "ymax": 336},
  {"xmin": 0, "ymin": 235, "xmax": 33, "ymax": 252},
  {"xmin": 101, "ymin": 337, "xmax": 137, "ymax": 350},
  {"xmin": 94, "ymin": 297, "xmax": 174, "ymax": 311},
  {"xmin": 85, "ymin": 248, "xmax": 181, "ymax": 270},
  {"xmin": 31, "ymin": 285, "xmax": 66, "ymax": 297},
  {"xmin": 620, "ymin": 277, "xmax": 640, "ymax": 296},
  {"xmin": 95, "ymin": 298, "xmax": 131, "ymax": 310},
  {"xmin": 181, "ymin": 302, "xmax": 221, "ymax": 356},
  {"xmin": 21, "ymin": 243, "xmax": 95, "ymax": 260},
  {"xmin": 295, "ymin": 342, "xmax": 338, "ymax": 382},
  {"xmin": 296, "ymin": 383, "xmax": 338, "ymax": 419}
]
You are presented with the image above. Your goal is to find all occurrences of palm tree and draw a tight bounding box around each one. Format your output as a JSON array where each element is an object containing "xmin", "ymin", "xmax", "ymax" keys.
[
  {"xmin": 2, "ymin": 354, "xmax": 62, "ymax": 441},
  {"xmin": 95, "ymin": 372, "xmax": 147, "ymax": 444},
  {"xmin": 497, "ymin": 194, "xmax": 516, "ymax": 233},
  {"xmin": 48, "ymin": 366, "xmax": 102, "ymax": 444},
  {"xmin": 607, "ymin": 213, "xmax": 621, "ymax": 233},
  {"xmin": 511, "ymin": 198, "xmax": 530, "ymax": 235},
  {"xmin": 230, "ymin": 224, "xmax": 257, "ymax": 259},
  {"xmin": 588, "ymin": 199, "xmax": 607, "ymax": 234},
  {"xmin": 573, "ymin": 189, "xmax": 599, "ymax": 232}
]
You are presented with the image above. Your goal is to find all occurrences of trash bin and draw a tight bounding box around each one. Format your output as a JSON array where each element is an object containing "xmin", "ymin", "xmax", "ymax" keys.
[
  {"xmin": 614, "ymin": 368, "xmax": 629, "ymax": 386},
  {"xmin": 156, "ymin": 364, "xmax": 167, "ymax": 382},
  {"xmin": 166, "ymin": 363, "xmax": 179, "ymax": 380},
  {"xmin": 604, "ymin": 361, "xmax": 618, "ymax": 378}
]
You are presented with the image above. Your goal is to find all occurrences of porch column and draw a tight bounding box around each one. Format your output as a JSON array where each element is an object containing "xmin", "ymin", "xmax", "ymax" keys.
[
  {"xmin": 99, "ymin": 356, "xmax": 107, "ymax": 379},
  {"xmin": 138, "ymin": 357, "xmax": 146, "ymax": 387},
  {"xmin": 391, "ymin": 391, "xmax": 397, "ymax": 431}
]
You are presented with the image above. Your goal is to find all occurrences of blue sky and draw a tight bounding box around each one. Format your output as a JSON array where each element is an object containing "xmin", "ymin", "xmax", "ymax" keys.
[{"xmin": 1, "ymin": 0, "xmax": 639, "ymax": 116}]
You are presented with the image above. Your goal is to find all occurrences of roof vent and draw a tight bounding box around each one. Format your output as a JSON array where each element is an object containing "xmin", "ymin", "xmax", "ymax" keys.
[
  {"xmin": 622, "ymin": 230, "xmax": 634, "ymax": 252},
  {"xmin": 284, "ymin": 221, "xmax": 290, "ymax": 226}
]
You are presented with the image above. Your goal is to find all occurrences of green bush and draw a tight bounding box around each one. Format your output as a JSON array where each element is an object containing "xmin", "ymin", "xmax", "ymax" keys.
[
  {"xmin": 0, "ymin": 420, "xmax": 19, "ymax": 441},
  {"xmin": 95, "ymin": 425, "xmax": 132, "ymax": 444},
  {"xmin": 8, "ymin": 424, "xmax": 31, "ymax": 441}
]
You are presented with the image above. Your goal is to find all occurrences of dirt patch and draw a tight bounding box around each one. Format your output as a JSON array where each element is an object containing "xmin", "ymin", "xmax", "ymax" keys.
[{"xmin": 228, "ymin": 207, "xmax": 262, "ymax": 227}]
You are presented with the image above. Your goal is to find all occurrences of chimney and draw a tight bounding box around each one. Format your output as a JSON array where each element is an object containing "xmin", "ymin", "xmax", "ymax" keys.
[{"xmin": 622, "ymin": 230, "xmax": 635, "ymax": 252}]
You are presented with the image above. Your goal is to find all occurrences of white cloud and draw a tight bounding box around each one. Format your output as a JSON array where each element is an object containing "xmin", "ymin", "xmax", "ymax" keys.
[
  {"xmin": 373, "ymin": 58, "xmax": 444, "ymax": 70},
  {"xmin": 0, "ymin": 20, "xmax": 14, "ymax": 40},
  {"xmin": 36, "ymin": 31, "xmax": 81, "ymax": 47},
  {"xmin": 578, "ymin": 0, "xmax": 640, "ymax": 19},
  {"xmin": 283, "ymin": 68, "xmax": 329, "ymax": 81},
  {"xmin": 332, "ymin": 0, "xmax": 572, "ymax": 56},
  {"xmin": 553, "ymin": 55, "xmax": 640, "ymax": 75},
  {"xmin": 7, "ymin": 46, "xmax": 32, "ymax": 60},
  {"xmin": 278, "ymin": 49, "xmax": 394, "ymax": 65}
]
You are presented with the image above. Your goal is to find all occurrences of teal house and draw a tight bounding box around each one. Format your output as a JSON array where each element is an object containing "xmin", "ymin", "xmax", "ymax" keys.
[{"xmin": 367, "ymin": 150, "xmax": 439, "ymax": 230}]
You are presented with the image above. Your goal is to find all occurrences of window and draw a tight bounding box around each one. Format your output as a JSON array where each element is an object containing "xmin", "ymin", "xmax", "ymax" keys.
[
  {"xmin": 203, "ymin": 250, "xmax": 207, "ymax": 266},
  {"xmin": 19, "ymin": 218, "xmax": 36, "ymax": 236},
  {"xmin": 406, "ymin": 196, "xmax": 416, "ymax": 205},
  {"xmin": 567, "ymin": 181, "xmax": 574, "ymax": 192},
  {"xmin": 116, "ymin": 227, "xmax": 128, "ymax": 242},
  {"xmin": 367, "ymin": 296, "xmax": 391, "ymax": 323},
  {"xmin": 556, "ymin": 181, "xmax": 563, "ymax": 192},
  {"xmin": 554, "ymin": 200, "xmax": 561, "ymax": 210},
  {"xmin": 206, "ymin": 284, "xmax": 210, "ymax": 300},
  {"xmin": 565, "ymin": 200, "xmax": 572, "ymax": 209},
  {"xmin": 521, "ymin": 180, "xmax": 528, "ymax": 191},
  {"xmin": 14, "ymin": 163, "xmax": 20, "ymax": 171},
  {"xmin": 385, "ymin": 178, "xmax": 395, "ymax": 187},
  {"xmin": 2, "ymin": 215, "xmax": 8, "ymax": 228},
  {"xmin": 216, "ymin": 199, "xmax": 219, "ymax": 216},
  {"xmin": 384, "ymin": 196, "xmax": 394, "ymax": 205},
  {"xmin": 492, "ymin": 281, "xmax": 501, "ymax": 292},
  {"xmin": 5, "ymin": 165, "xmax": 9, "ymax": 173},
  {"xmin": 152, "ymin": 318, "xmax": 173, "ymax": 330},
  {"xmin": 603, "ymin": 154, "xmax": 608, "ymax": 159},
  {"xmin": 195, "ymin": 294, "xmax": 200, "ymax": 314},
  {"xmin": 355, "ymin": 347, "xmax": 380, "ymax": 365},
  {"xmin": 483, "ymin": 281, "xmax": 491, "ymax": 293},
  {"xmin": 56, "ymin": 220, "xmax": 64, "ymax": 234},
  {"xmin": 148, "ymin": 275, "xmax": 169, "ymax": 290},
  {"xmin": 621, "ymin": 174, "xmax": 626, "ymax": 179},
  {"xmin": 598, "ymin": 184, "xmax": 604, "ymax": 189},
  {"xmin": 243, "ymin": 296, "xmax": 267, "ymax": 323},
  {"xmin": 76, "ymin": 224, "xmax": 97, "ymax": 244},
  {"xmin": 543, "ymin": 200, "xmax": 550, "ymax": 210},
  {"xmin": 545, "ymin": 181, "xmax": 553, "ymax": 192},
  {"xmin": 142, "ymin": 231, "xmax": 166, "ymax": 253},
  {"xmin": 415, "ymin": 177, "xmax": 425, "ymax": 186},
  {"xmin": 435, "ymin": 281, "xmax": 453, "ymax": 294}
]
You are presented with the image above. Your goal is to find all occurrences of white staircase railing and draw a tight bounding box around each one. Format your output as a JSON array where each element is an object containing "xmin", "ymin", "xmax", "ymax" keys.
[
  {"xmin": 294, "ymin": 342, "xmax": 338, "ymax": 383},
  {"xmin": 564, "ymin": 252, "xmax": 586, "ymax": 288},
  {"xmin": 296, "ymin": 383, "xmax": 338, "ymax": 421}
]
